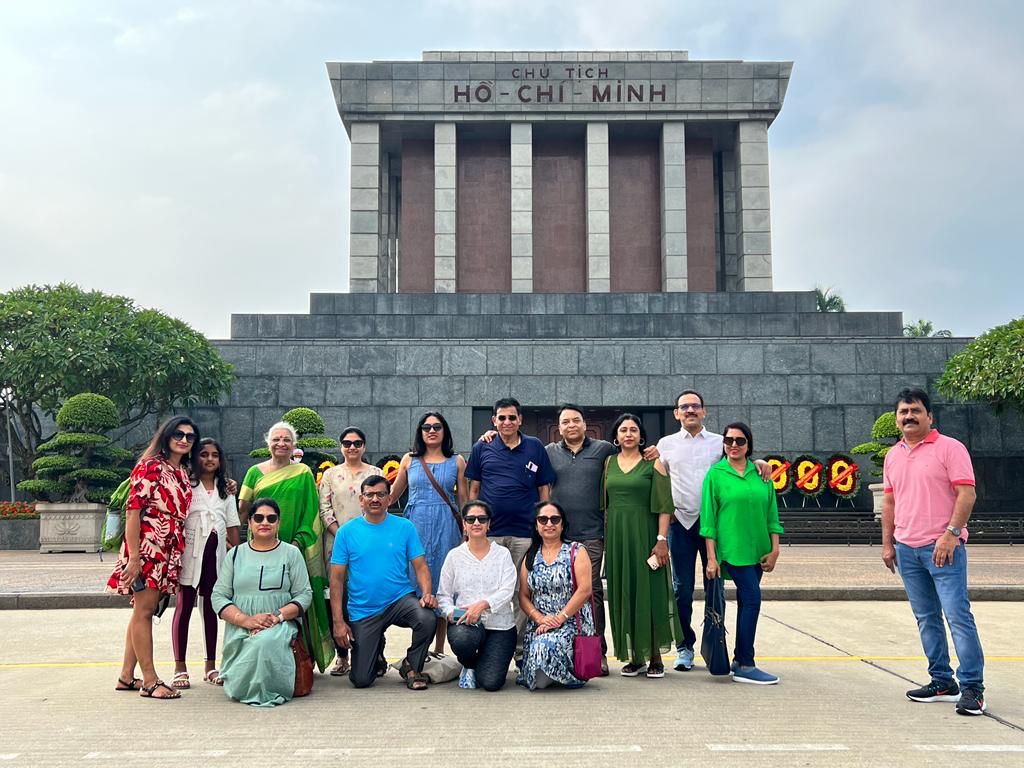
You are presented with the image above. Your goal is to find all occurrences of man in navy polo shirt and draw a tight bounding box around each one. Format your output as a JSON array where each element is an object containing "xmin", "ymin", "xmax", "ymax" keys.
[{"xmin": 466, "ymin": 397, "xmax": 555, "ymax": 654}]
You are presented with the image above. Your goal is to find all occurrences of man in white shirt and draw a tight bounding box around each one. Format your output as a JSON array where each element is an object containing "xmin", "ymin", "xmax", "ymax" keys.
[{"xmin": 656, "ymin": 390, "xmax": 770, "ymax": 672}]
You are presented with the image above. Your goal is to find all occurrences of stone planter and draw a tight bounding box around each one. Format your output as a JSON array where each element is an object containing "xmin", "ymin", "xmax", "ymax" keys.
[
  {"xmin": 0, "ymin": 518, "xmax": 41, "ymax": 550},
  {"xmin": 868, "ymin": 482, "xmax": 885, "ymax": 521},
  {"xmin": 37, "ymin": 502, "xmax": 106, "ymax": 553}
]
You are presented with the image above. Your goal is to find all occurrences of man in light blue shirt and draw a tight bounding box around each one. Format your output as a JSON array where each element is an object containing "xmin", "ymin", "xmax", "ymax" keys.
[{"xmin": 330, "ymin": 475, "xmax": 437, "ymax": 689}]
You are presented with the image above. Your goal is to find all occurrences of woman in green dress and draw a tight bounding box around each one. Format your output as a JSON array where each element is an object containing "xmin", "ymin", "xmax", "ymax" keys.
[
  {"xmin": 238, "ymin": 421, "xmax": 332, "ymax": 672},
  {"xmin": 212, "ymin": 498, "xmax": 312, "ymax": 706},
  {"xmin": 603, "ymin": 413, "xmax": 680, "ymax": 678}
]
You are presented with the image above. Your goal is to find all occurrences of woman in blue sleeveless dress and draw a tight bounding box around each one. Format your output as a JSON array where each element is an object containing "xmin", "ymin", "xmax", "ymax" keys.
[{"xmin": 388, "ymin": 411, "xmax": 467, "ymax": 655}]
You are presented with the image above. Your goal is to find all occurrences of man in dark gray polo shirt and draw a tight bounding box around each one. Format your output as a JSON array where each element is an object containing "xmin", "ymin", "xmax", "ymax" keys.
[{"xmin": 545, "ymin": 404, "xmax": 656, "ymax": 676}]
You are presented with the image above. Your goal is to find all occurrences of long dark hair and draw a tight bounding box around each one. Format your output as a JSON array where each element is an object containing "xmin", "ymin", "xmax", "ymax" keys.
[
  {"xmin": 411, "ymin": 411, "xmax": 454, "ymax": 457},
  {"xmin": 524, "ymin": 501, "xmax": 571, "ymax": 572},
  {"xmin": 721, "ymin": 421, "xmax": 754, "ymax": 458},
  {"xmin": 140, "ymin": 415, "xmax": 200, "ymax": 470},
  {"xmin": 191, "ymin": 437, "xmax": 228, "ymax": 499}
]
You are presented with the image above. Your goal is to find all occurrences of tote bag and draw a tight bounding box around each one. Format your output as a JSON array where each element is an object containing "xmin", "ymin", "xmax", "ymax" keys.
[{"xmin": 700, "ymin": 577, "xmax": 731, "ymax": 676}]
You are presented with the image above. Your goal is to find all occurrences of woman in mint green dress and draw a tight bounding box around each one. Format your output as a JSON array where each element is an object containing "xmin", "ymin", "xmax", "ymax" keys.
[{"xmin": 212, "ymin": 498, "xmax": 313, "ymax": 707}]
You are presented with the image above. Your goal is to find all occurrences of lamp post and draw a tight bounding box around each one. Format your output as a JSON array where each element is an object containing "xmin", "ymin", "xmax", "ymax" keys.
[{"xmin": 2, "ymin": 388, "xmax": 14, "ymax": 502}]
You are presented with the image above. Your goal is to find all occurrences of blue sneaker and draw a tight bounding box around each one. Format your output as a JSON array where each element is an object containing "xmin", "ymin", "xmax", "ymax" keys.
[
  {"xmin": 674, "ymin": 647, "xmax": 694, "ymax": 671},
  {"xmin": 458, "ymin": 667, "xmax": 476, "ymax": 689},
  {"xmin": 733, "ymin": 666, "xmax": 779, "ymax": 685},
  {"xmin": 730, "ymin": 660, "xmax": 740, "ymax": 675}
]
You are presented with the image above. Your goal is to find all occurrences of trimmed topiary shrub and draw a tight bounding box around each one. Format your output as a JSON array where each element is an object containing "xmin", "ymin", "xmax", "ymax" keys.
[
  {"xmin": 17, "ymin": 393, "xmax": 132, "ymax": 504},
  {"xmin": 851, "ymin": 411, "xmax": 901, "ymax": 477},
  {"xmin": 249, "ymin": 407, "xmax": 338, "ymax": 471}
]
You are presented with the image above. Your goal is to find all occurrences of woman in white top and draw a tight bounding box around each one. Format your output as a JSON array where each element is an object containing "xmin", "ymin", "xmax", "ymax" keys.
[
  {"xmin": 437, "ymin": 500, "xmax": 517, "ymax": 691},
  {"xmin": 171, "ymin": 438, "xmax": 240, "ymax": 688}
]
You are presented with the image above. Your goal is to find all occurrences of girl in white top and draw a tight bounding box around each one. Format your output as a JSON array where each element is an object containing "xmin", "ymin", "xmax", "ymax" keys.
[
  {"xmin": 437, "ymin": 500, "xmax": 518, "ymax": 691},
  {"xmin": 171, "ymin": 438, "xmax": 240, "ymax": 688}
]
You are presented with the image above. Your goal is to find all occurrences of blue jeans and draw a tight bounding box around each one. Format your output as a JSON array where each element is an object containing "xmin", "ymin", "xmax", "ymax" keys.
[
  {"xmin": 668, "ymin": 519, "xmax": 712, "ymax": 651},
  {"xmin": 895, "ymin": 540, "xmax": 985, "ymax": 690},
  {"xmin": 447, "ymin": 623, "xmax": 517, "ymax": 691},
  {"xmin": 723, "ymin": 563, "xmax": 763, "ymax": 667}
]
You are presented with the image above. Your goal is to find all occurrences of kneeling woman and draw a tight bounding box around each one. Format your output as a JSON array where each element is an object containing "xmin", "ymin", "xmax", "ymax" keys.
[
  {"xmin": 517, "ymin": 502, "xmax": 595, "ymax": 691},
  {"xmin": 211, "ymin": 498, "xmax": 313, "ymax": 706},
  {"xmin": 437, "ymin": 500, "xmax": 517, "ymax": 691}
]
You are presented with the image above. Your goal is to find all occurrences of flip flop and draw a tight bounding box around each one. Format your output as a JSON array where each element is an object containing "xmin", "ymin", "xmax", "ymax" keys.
[
  {"xmin": 171, "ymin": 672, "xmax": 191, "ymax": 689},
  {"xmin": 139, "ymin": 680, "xmax": 181, "ymax": 700},
  {"xmin": 115, "ymin": 677, "xmax": 143, "ymax": 692},
  {"xmin": 203, "ymin": 669, "xmax": 224, "ymax": 686},
  {"xmin": 329, "ymin": 657, "xmax": 350, "ymax": 677}
]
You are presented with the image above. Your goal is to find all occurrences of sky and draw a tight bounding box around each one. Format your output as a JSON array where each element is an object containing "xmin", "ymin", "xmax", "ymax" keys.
[{"xmin": 1, "ymin": 0, "xmax": 1021, "ymax": 339}]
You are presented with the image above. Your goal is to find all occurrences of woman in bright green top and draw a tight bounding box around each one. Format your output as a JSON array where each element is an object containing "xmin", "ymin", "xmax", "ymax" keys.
[
  {"xmin": 701, "ymin": 421, "xmax": 783, "ymax": 685},
  {"xmin": 603, "ymin": 413, "xmax": 680, "ymax": 678},
  {"xmin": 239, "ymin": 421, "xmax": 332, "ymax": 673}
]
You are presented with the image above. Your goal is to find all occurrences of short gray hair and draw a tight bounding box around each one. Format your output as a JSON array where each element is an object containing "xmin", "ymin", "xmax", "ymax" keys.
[{"xmin": 265, "ymin": 421, "xmax": 297, "ymax": 445}]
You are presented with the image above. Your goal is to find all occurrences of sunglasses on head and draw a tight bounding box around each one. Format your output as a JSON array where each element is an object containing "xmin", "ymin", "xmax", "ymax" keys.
[
  {"xmin": 362, "ymin": 490, "xmax": 388, "ymax": 500},
  {"xmin": 463, "ymin": 515, "xmax": 490, "ymax": 524},
  {"xmin": 171, "ymin": 430, "xmax": 196, "ymax": 443},
  {"xmin": 536, "ymin": 515, "xmax": 562, "ymax": 526},
  {"xmin": 495, "ymin": 414, "xmax": 518, "ymax": 422},
  {"xmin": 341, "ymin": 439, "xmax": 365, "ymax": 448},
  {"xmin": 421, "ymin": 423, "xmax": 443, "ymax": 433},
  {"xmin": 722, "ymin": 436, "xmax": 748, "ymax": 447},
  {"xmin": 251, "ymin": 513, "xmax": 279, "ymax": 524}
]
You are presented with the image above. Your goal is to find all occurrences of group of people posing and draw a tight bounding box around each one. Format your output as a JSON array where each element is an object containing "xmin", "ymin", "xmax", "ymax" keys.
[{"xmin": 106, "ymin": 386, "xmax": 989, "ymax": 716}]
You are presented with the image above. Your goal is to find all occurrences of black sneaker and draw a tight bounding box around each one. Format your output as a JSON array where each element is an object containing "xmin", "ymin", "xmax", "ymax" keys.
[
  {"xmin": 906, "ymin": 680, "xmax": 960, "ymax": 702},
  {"xmin": 956, "ymin": 687, "xmax": 986, "ymax": 716}
]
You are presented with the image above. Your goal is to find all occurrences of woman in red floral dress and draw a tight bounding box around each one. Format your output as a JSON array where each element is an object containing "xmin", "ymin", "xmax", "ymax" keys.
[{"xmin": 107, "ymin": 416, "xmax": 200, "ymax": 699}]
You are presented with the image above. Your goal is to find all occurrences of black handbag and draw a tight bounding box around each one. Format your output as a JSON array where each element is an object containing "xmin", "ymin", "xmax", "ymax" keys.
[{"xmin": 700, "ymin": 577, "xmax": 731, "ymax": 676}]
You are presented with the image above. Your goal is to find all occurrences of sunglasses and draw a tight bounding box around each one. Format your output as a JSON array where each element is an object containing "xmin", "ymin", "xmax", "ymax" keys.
[
  {"xmin": 251, "ymin": 513, "xmax": 279, "ymax": 524},
  {"xmin": 421, "ymin": 423, "xmax": 444, "ymax": 433},
  {"xmin": 536, "ymin": 515, "xmax": 562, "ymax": 526},
  {"xmin": 463, "ymin": 515, "xmax": 490, "ymax": 524},
  {"xmin": 495, "ymin": 414, "xmax": 519, "ymax": 422},
  {"xmin": 341, "ymin": 439, "xmax": 365, "ymax": 449},
  {"xmin": 362, "ymin": 491, "xmax": 388, "ymax": 500},
  {"xmin": 171, "ymin": 430, "xmax": 197, "ymax": 443},
  {"xmin": 722, "ymin": 436, "xmax": 748, "ymax": 447}
]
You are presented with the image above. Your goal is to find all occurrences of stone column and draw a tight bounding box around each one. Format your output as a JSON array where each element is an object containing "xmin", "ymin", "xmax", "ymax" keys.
[
  {"xmin": 661, "ymin": 122, "xmax": 687, "ymax": 291},
  {"xmin": 510, "ymin": 123, "xmax": 533, "ymax": 293},
  {"xmin": 735, "ymin": 120, "xmax": 773, "ymax": 291},
  {"xmin": 349, "ymin": 122, "xmax": 381, "ymax": 293},
  {"xmin": 434, "ymin": 122, "xmax": 457, "ymax": 293},
  {"xmin": 585, "ymin": 122, "xmax": 610, "ymax": 292}
]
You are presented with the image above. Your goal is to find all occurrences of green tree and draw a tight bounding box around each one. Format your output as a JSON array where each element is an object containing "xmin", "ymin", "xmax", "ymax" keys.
[
  {"xmin": 814, "ymin": 285, "xmax": 846, "ymax": 312},
  {"xmin": 0, "ymin": 284, "xmax": 234, "ymax": 485},
  {"xmin": 938, "ymin": 317, "xmax": 1024, "ymax": 412},
  {"xmin": 903, "ymin": 318, "xmax": 952, "ymax": 338}
]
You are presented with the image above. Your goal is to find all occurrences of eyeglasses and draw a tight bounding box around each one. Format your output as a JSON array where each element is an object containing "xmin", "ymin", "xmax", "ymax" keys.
[
  {"xmin": 722, "ymin": 436, "xmax": 748, "ymax": 447},
  {"xmin": 361, "ymin": 491, "xmax": 388, "ymax": 500},
  {"xmin": 463, "ymin": 515, "xmax": 490, "ymax": 524},
  {"xmin": 536, "ymin": 515, "xmax": 562, "ymax": 526},
  {"xmin": 421, "ymin": 423, "xmax": 443, "ymax": 433},
  {"xmin": 495, "ymin": 414, "xmax": 519, "ymax": 422},
  {"xmin": 251, "ymin": 513, "xmax": 279, "ymax": 524},
  {"xmin": 172, "ymin": 431, "xmax": 197, "ymax": 443},
  {"xmin": 341, "ymin": 440, "xmax": 365, "ymax": 449},
  {"xmin": 676, "ymin": 403, "xmax": 702, "ymax": 412}
]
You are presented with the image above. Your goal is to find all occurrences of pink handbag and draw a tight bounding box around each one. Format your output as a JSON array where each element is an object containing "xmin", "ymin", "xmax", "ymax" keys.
[{"xmin": 569, "ymin": 543, "xmax": 603, "ymax": 680}]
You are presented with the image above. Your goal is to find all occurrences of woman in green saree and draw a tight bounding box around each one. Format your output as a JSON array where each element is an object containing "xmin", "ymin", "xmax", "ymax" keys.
[{"xmin": 239, "ymin": 421, "xmax": 333, "ymax": 672}]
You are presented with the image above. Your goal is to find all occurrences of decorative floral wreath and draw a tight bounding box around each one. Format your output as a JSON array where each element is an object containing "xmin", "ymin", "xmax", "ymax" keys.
[
  {"xmin": 763, "ymin": 455, "xmax": 793, "ymax": 495},
  {"xmin": 793, "ymin": 453, "xmax": 826, "ymax": 498},
  {"xmin": 377, "ymin": 455, "xmax": 403, "ymax": 485},
  {"xmin": 825, "ymin": 453, "xmax": 861, "ymax": 499}
]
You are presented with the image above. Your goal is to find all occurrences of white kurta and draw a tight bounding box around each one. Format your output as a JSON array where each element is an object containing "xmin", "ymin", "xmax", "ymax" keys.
[{"xmin": 179, "ymin": 484, "xmax": 240, "ymax": 588}]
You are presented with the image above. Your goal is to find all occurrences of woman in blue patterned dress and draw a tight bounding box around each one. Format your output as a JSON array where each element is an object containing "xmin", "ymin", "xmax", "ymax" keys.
[
  {"xmin": 389, "ymin": 411, "xmax": 467, "ymax": 655},
  {"xmin": 517, "ymin": 501, "xmax": 595, "ymax": 690}
]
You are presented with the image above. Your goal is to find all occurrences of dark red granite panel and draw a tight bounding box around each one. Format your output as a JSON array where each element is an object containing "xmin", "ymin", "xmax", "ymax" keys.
[
  {"xmin": 609, "ymin": 137, "xmax": 661, "ymax": 292},
  {"xmin": 685, "ymin": 137, "xmax": 717, "ymax": 291},
  {"xmin": 533, "ymin": 136, "xmax": 586, "ymax": 292},
  {"xmin": 398, "ymin": 139, "xmax": 435, "ymax": 292},
  {"xmin": 457, "ymin": 138, "xmax": 511, "ymax": 292}
]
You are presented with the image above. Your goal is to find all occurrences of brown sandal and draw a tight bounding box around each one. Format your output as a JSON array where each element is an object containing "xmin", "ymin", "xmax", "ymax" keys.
[
  {"xmin": 115, "ymin": 677, "xmax": 142, "ymax": 692},
  {"xmin": 139, "ymin": 680, "xmax": 181, "ymax": 699},
  {"xmin": 399, "ymin": 660, "xmax": 428, "ymax": 691}
]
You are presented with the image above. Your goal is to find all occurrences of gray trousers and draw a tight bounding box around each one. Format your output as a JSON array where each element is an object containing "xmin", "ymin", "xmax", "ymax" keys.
[
  {"xmin": 348, "ymin": 593, "xmax": 435, "ymax": 688},
  {"xmin": 489, "ymin": 535, "xmax": 532, "ymax": 655}
]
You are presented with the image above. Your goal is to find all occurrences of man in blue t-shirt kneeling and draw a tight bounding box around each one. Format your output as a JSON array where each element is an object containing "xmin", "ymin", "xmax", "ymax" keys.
[{"xmin": 330, "ymin": 475, "xmax": 437, "ymax": 689}]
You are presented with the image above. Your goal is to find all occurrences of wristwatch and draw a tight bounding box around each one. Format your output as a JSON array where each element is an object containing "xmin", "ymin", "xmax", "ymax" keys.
[
  {"xmin": 946, "ymin": 525, "xmax": 962, "ymax": 537},
  {"xmin": 273, "ymin": 609, "xmax": 283, "ymax": 623},
  {"xmin": 656, "ymin": 535, "xmax": 668, "ymax": 542}
]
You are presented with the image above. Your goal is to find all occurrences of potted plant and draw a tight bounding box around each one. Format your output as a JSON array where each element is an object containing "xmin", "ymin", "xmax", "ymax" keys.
[
  {"xmin": 851, "ymin": 411, "xmax": 901, "ymax": 520},
  {"xmin": 249, "ymin": 407, "xmax": 338, "ymax": 481},
  {"xmin": 0, "ymin": 501, "xmax": 39, "ymax": 550},
  {"xmin": 17, "ymin": 393, "xmax": 131, "ymax": 552}
]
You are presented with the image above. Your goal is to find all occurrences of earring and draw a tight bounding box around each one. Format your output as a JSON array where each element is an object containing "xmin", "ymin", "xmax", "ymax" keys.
[
  {"xmin": 639, "ymin": 439, "xmax": 646, "ymax": 447},
  {"xmin": 612, "ymin": 439, "xmax": 620, "ymax": 446}
]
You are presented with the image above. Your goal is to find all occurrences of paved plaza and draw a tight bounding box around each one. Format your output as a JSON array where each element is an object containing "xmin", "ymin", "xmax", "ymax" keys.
[{"xmin": 1, "ymin": 547, "xmax": 1022, "ymax": 766}]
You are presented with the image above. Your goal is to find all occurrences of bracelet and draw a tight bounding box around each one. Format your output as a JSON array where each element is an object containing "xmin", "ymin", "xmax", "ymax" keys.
[{"xmin": 559, "ymin": 611, "xmax": 570, "ymax": 621}]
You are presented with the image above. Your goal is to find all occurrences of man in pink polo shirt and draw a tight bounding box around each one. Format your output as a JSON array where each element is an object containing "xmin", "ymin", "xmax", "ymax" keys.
[{"xmin": 881, "ymin": 387, "xmax": 986, "ymax": 716}]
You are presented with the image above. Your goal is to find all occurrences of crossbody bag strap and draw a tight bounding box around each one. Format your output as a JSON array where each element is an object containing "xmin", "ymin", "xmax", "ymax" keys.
[{"xmin": 417, "ymin": 456, "xmax": 461, "ymax": 527}]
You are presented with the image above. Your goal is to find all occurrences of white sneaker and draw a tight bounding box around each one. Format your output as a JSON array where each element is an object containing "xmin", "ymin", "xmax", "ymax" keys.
[
  {"xmin": 458, "ymin": 667, "xmax": 476, "ymax": 689},
  {"xmin": 674, "ymin": 647, "xmax": 694, "ymax": 671}
]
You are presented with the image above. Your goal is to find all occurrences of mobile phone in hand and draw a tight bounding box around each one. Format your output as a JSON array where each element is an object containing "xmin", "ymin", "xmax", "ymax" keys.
[
  {"xmin": 452, "ymin": 607, "xmax": 467, "ymax": 621},
  {"xmin": 646, "ymin": 554, "xmax": 661, "ymax": 570}
]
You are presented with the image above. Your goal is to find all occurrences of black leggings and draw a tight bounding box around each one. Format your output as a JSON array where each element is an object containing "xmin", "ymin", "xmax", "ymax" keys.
[{"xmin": 172, "ymin": 532, "xmax": 219, "ymax": 663}]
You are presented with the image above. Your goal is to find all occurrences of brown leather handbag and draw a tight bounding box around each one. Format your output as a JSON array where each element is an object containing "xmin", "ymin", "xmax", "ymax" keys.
[{"xmin": 291, "ymin": 623, "xmax": 314, "ymax": 697}]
